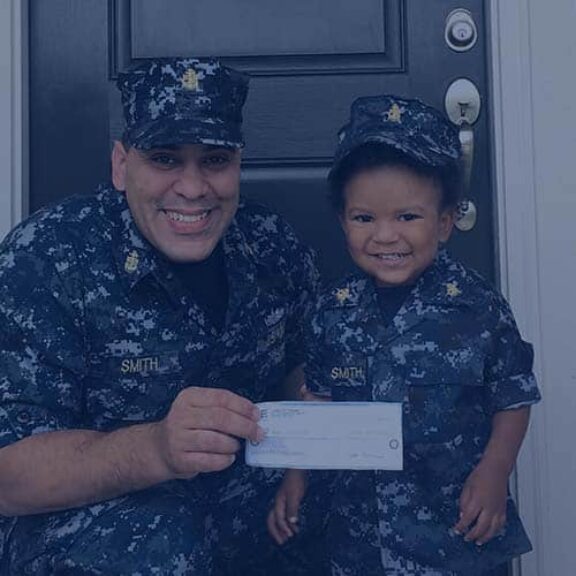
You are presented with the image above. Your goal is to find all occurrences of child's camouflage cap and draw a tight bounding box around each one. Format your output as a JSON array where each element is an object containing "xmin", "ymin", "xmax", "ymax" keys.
[
  {"xmin": 333, "ymin": 94, "xmax": 461, "ymax": 170},
  {"xmin": 117, "ymin": 57, "xmax": 249, "ymax": 149}
]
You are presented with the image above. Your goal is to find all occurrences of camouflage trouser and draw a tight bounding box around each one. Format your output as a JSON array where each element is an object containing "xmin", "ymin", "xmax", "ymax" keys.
[{"xmin": 0, "ymin": 465, "xmax": 330, "ymax": 576}]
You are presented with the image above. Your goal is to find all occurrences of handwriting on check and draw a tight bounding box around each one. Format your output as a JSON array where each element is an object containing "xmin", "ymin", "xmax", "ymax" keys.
[{"xmin": 246, "ymin": 401, "xmax": 403, "ymax": 470}]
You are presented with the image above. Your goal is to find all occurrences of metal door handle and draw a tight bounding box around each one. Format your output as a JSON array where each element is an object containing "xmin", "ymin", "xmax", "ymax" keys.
[
  {"xmin": 445, "ymin": 79, "xmax": 481, "ymax": 231},
  {"xmin": 459, "ymin": 118, "xmax": 474, "ymax": 193}
]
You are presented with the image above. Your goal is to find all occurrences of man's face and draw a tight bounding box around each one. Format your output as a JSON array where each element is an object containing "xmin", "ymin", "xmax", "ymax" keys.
[
  {"xmin": 340, "ymin": 164, "xmax": 454, "ymax": 287},
  {"xmin": 112, "ymin": 142, "xmax": 241, "ymax": 262}
]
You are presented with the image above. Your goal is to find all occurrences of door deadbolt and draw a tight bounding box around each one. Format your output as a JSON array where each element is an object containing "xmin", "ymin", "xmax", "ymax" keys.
[{"xmin": 445, "ymin": 9, "xmax": 478, "ymax": 52}]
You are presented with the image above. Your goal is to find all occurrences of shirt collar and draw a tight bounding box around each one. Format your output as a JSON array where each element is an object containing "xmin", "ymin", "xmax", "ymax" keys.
[
  {"xmin": 108, "ymin": 192, "xmax": 257, "ymax": 300},
  {"xmin": 411, "ymin": 249, "xmax": 479, "ymax": 309},
  {"xmin": 107, "ymin": 190, "xmax": 161, "ymax": 292}
]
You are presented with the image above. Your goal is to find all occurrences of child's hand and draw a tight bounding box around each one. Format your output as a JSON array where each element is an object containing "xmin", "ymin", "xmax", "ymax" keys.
[
  {"xmin": 267, "ymin": 469, "xmax": 308, "ymax": 545},
  {"xmin": 453, "ymin": 459, "xmax": 509, "ymax": 546},
  {"xmin": 300, "ymin": 384, "xmax": 331, "ymax": 402}
]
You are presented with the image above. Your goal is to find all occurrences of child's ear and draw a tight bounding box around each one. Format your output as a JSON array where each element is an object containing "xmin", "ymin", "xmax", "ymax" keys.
[{"xmin": 439, "ymin": 208, "xmax": 455, "ymax": 243}]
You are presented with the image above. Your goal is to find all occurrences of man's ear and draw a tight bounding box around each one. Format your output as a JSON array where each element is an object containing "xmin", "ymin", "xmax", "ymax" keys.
[{"xmin": 111, "ymin": 141, "xmax": 128, "ymax": 192}]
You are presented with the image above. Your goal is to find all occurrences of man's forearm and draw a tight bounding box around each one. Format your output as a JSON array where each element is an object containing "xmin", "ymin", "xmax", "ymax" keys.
[
  {"xmin": 0, "ymin": 423, "xmax": 171, "ymax": 516},
  {"xmin": 480, "ymin": 406, "xmax": 531, "ymax": 476}
]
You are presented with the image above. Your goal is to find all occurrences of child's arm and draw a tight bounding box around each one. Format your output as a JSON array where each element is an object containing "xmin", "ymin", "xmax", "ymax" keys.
[
  {"xmin": 267, "ymin": 383, "xmax": 331, "ymax": 545},
  {"xmin": 268, "ymin": 468, "xmax": 308, "ymax": 545},
  {"xmin": 453, "ymin": 405, "xmax": 531, "ymax": 545}
]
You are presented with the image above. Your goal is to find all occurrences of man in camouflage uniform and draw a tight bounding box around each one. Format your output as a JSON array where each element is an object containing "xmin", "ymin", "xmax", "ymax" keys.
[
  {"xmin": 270, "ymin": 95, "xmax": 541, "ymax": 575},
  {"xmin": 0, "ymin": 57, "xmax": 320, "ymax": 575}
]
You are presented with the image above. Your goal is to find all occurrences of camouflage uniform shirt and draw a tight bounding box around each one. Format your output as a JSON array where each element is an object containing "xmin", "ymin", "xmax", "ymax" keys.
[
  {"xmin": 305, "ymin": 250, "xmax": 541, "ymax": 576},
  {"xmin": 0, "ymin": 185, "xmax": 319, "ymax": 570}
]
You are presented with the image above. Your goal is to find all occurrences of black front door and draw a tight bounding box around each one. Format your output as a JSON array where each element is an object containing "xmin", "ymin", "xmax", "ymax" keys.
[
  {"xmin": 30, "ymin": 0, "xmax": 494, "ymax": 281},
  {"xmin": 29, "ymin": 2, "xmax": 506, "ymax": 574}
]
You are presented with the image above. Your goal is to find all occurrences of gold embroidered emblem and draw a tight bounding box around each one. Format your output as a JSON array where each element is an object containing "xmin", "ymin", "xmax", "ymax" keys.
[
  {"xmin": 446, "ymin": 281, "xmax": 462, "ymax": 297},
  {"xmin": 124, "ymin": 250, "xmax": 139, "ymax": 273},
  {"xmin": 181, "ymin": 69, "xmax": 198, "ymax": 91},
  {"xmin": 386, "ymin": 103, "xmax": 403, "ymax": 123},
  {"xmin": 335, "ymin": 287, "xmax": 351, "ymax": 304}
]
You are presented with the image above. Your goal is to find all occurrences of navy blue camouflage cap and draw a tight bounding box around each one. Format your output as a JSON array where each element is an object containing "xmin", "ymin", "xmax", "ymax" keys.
[
  {"xmin": 332, "ymin": 94, "xmax": 461, "ymax": 171},
  {"xmin": 116, "ymin": 57, "xmax": 249, "ymax": 149}
]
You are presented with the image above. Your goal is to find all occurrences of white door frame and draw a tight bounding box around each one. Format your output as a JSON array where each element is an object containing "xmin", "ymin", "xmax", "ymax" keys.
[
  {"xmin": 0, "ymin": 1, "xmax": 546, "ymax": 574},
  {"xmin": 489, "ymin": 1, "xmax": 544, "ymax": 575},
  {"xmin": 0, "ymin": 0, "xmax": 27, "ymax": 240}
]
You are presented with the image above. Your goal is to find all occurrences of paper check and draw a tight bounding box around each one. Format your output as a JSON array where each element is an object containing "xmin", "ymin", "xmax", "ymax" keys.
[{"xmin": 245, "ymin": 401, "xmax": 403, "ymax": 470}]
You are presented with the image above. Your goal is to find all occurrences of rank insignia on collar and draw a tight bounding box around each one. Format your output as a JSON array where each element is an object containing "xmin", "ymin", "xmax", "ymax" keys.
[
  {"xmin": 181, "ymin": 69, "xmax": 198, "ymax": 91},
  {"xmin": 446, "ymin": 281, "xmax": 462, "ymax": 297},
  {"xmin": 124, "ymin": 250, "xmax": 139, "ymax": 273},
  {"xmin": 335, "ymin": 287, "xmax": 351, "ymax": 304},
  {"xmin": 386, "ymin": 103, "xmax": 403, "ymax": 123}
]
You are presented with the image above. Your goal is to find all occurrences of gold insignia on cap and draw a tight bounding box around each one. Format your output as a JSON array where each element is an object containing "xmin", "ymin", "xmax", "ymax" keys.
[
  {"xmin": 446, "ymin": 281, "xmax": 461, "ymax": 298},
  {"xmin": 335, "ymin": 287, "xmax": 351, "ymax": 304},
  {"xmin": 181, "ymin": 69, "xmax": 198, "ymax": 91},
  {"xmin": 386, "ymin": 103, "xmax": 403, "ymax": 123},
  {"xmin": 124, "ymin": 250, "xmax": 139, "ymax": 273}
]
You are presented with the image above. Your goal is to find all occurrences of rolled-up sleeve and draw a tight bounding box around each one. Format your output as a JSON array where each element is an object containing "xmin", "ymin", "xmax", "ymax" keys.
[{"xmin": 484, "ymin": 294, "xmax": 541, "ymax": 412}]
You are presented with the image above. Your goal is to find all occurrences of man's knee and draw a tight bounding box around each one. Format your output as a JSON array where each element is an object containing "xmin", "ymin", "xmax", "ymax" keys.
[{"xmin": 6, "ymin": 485, "xmax": 212, "ymax": 576}]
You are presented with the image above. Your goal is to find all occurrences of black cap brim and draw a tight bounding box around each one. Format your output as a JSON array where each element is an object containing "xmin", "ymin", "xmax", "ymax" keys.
[{"xmin": 125, "ymin": 117, "xmax": 244, "ymax": 150}]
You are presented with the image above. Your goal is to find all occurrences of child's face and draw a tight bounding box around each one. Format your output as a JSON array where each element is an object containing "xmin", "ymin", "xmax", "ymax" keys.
[{"xmin": 340, "ymin": 165, "xmax": 454, "ymax": 287}]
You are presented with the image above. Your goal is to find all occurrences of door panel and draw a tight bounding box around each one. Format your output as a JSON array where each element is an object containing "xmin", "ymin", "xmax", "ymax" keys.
[
  {"xmin": 131, "ymin": 0, "xmax": 390, "ymax": 58},
  {"xmin": 31, "ymin": 0, "xmax": 494, "ymax": 283}
]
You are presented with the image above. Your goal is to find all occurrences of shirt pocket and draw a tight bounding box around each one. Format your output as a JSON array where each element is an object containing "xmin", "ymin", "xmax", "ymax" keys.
[
  {"xmin": 85, "ymin": 350, "xmax": 183, "ymax": 425},
  {"xmin": 403, "ymin": 350, "xmax": 486, "ymax": 445}
]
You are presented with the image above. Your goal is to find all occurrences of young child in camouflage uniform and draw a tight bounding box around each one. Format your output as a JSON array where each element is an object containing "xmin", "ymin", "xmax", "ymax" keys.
[{"xmin": 268, "ymin": 95, "xmax": 541, "ymax": 576}]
